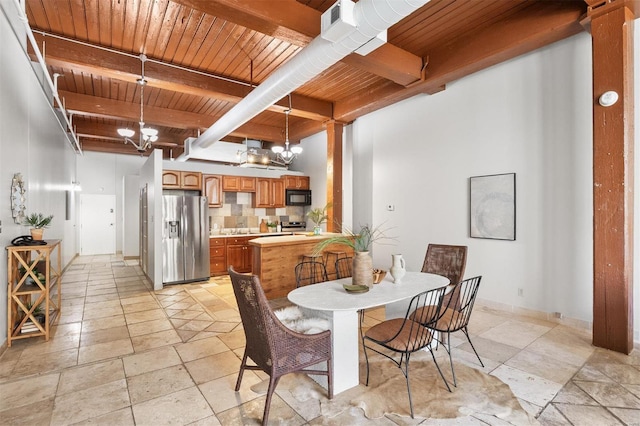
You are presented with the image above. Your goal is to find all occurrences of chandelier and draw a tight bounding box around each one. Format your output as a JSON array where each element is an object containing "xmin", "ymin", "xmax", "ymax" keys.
[
  {"xmin": 117, "ymin": 54, "xmax": 158, "ymax": 153},
  {"xmin": 271, "ymin": 95, "xmax": 302, "ymax": 165}
]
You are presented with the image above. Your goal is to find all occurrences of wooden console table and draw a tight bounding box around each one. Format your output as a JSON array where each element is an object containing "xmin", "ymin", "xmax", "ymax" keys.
[{"xmin": 6, "ymin": 239, "xmax": 62, "ymax": 347}]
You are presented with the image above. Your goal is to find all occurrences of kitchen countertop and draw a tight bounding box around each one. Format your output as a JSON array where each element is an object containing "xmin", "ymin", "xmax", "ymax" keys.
[
  {"xmin": 248, "ymin": 232, "xmax": 344, "ymax": 246},
  {"xmin": 209, "ymin": 232, "xmax": 294, "ymax": 239}
]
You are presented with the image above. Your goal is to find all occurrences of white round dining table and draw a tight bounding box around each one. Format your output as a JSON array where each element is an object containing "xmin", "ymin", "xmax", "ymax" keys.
[{"xmin": 287, "ymin": 271, "xmax": 449, "ymax": 394}]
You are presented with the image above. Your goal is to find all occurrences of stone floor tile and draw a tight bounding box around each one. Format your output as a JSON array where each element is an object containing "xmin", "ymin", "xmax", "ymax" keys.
[
  {"xmin": 131, "ymin": 386, "xmax": 213, "ymax": 425},
  {"xmin": 70, "ymin": 407, "xmax": 135, "ymax": 425},
  {"xmin": 505, "ymin": 348, "xmax": 581, "ymax": 384},
  {"xmin": 175, "ymin": 336, "xmax": 229, "ymax": 363},
  {"xmin": 215, "ymin": 393, "xmax": 306, "ymax": 426},
  {"xmin": 122, "ymin": 346, "xmax": 182, "ymax": 377},
  {"xmin": 536, "ymin": 404, "xmax": 572, "ymax": 425},
  {"xmin": 127, "ymin": 364, "xmax": 195, "ymax": 404},
  {"xmin": 199, "ymin": 371, "xmax": 263, "ymax": 413},
  {"xmin": 127, "ymin": 318, "xmax": 174, "ymax": 337},
  {"xmin": 0, "ymin": 372, "xmax": 59, "ymax": 411},
  {"xmin": 554, "ymin": 403, "xmax": 624, "ymax": 425},
  {"xmin": 80, "ymin": 325, "xmax": 130, "ymax": 346},
  {"xmin": 0, "ymin": 398, "xmax": 55, "ymax": 425},
  {"xmin": 124, "ymin": 308, "xmax": 167, "ymax": 324},
  {"xmin": 78, "ymin": 338, "xmax": 133, "ymax": 364},
  {"xmin": 81, "ymin": 314, "xmax": 126, "ymax": 333},
  {"xmin": 574, "ymin": 381, "xmax": 640, "ymax": 408},
  {"xmin": 185, "ymin": 351, "xmax": 241, "ymax": 384},
  {"xmin": 50, "ymin": 378, "xmax": 130, "ymax": 425},
  {"xmin": 490, "ymin": 365, "xmax": 563, "ymax": 407},
  {"xmin": 57, "ymin": 358, "xmax": 125, "ymax": 395},
  {"xmin": 217, "ymin": 328, "xmax": 246, "ymax": 350},
  {"xmin": 12, "ymin": 347, "xmax": 78, "ymax": 376},
  {"xmin": 479, "ymin": 320, "xmax": 552, "ymax": 349},
  {"xmin": 131, "ymin": 328, "xmax": 182, "ymax": 352}
]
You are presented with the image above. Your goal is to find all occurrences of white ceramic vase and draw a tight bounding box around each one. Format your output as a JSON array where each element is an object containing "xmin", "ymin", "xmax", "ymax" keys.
[{"xmin": 390, "ymin": 254, "xmax": 406, "ymax": 284}]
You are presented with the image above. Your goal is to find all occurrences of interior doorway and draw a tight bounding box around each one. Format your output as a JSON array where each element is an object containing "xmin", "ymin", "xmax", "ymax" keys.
[{"xmin": 80, "ymin": 194, "xmax": 116, "ymax": 255}]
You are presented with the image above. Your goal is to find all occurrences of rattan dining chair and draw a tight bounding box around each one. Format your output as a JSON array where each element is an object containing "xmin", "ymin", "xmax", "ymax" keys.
[
  {"xmin": 362, "ymin": 285, "xmax": 451, "ymax": 418},
  {"xmin": 295, "ymin": 260, "xmax": 329, "ymax": 287},
  {"xmin": 422, "ymin": 244, "xmax": 467, "ymax": 309},
  {"xmin": 228, "ymin": 267, "xmax": 333, "ymax": 425},
  {"xmin": 412, "ymin": 276, "xmax": 483, "ymax": 387},
  {"xmin": 334, "ymin": 256, "xmax": 353, "ymax": 279}
]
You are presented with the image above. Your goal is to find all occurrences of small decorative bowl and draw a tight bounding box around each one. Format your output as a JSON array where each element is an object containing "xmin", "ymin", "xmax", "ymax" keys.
[{"xmin": 372, "ymin": 269, "xmax": 387, "ymax": 284}]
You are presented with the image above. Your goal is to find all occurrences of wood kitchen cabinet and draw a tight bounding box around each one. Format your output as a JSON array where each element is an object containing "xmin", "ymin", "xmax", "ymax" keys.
[
  {"xmin": 222, "ymin": 176, "xmax": 256, "ymax": 192},
  {"xmin": 203, "ymin": 174, "xmax": 222, "ymax": 207},
  {"xmin": 162, "ymin": 170, "xmax": 202, "ymax": 190},
  {"xmin": 253, "ymin": 178, "xmax": 285, "ymax": 208},
  {"xmin": 226, "ymin": 236, "xmax": 252, "ymax": 273},
  {"xmin": 283, "ymin": 175, "xmax": 310, "ymax": 189},
  {"xmin": 209, "ymin": 238, "xmax": 226, "ymax": 276}
]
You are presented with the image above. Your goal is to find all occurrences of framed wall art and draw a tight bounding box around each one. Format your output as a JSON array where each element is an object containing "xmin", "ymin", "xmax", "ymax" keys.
[{"xmin": 469, "ymin": 173, "xmax": 516, "ymax": 240}]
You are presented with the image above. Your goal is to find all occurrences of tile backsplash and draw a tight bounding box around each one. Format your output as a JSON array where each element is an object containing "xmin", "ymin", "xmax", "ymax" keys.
[{"xmin": 209, "ymin": 192, "xmax": 305, "ymax": 230}]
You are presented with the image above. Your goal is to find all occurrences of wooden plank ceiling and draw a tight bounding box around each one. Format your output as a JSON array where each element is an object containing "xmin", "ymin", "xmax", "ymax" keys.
[{"xmin": 25, "ymin": 0, "xmax": 587, "ymax": 159}]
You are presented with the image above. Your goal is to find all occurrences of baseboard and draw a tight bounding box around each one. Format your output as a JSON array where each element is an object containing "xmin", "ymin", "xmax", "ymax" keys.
[{"xmin": 475, "ymin": 297, "xmax": 593, "ymax": 331}]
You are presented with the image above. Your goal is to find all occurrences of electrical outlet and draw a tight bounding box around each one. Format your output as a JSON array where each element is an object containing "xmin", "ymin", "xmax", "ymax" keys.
[
  {"xmin": 517, "ymin": 288, "xmax": 523, "ymax": 297},
  {"xmin": 386, "ymin": 204, "xmax": 395, "ymax": 211}
]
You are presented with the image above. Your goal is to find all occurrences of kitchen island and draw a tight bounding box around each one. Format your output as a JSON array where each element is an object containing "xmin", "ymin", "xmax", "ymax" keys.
[{"xmin": 249, "ymin": 233, "xmax": 354, "ymax": 299}]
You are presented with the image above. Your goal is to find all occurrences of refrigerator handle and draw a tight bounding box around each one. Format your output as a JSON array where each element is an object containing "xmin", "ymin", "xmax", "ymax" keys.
[{"xmin": 167, "ymin": 220, "xmax": 180, "ymax": 238}]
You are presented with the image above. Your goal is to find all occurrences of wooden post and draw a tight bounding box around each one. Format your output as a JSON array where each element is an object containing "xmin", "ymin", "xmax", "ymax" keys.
[
  {"xmin": 587, "ymin": 4, "xmax": 635, "ymax": 354},
  {"xmin": 325, "ymin": 120, "xmax": 344, "ymax": 233}
]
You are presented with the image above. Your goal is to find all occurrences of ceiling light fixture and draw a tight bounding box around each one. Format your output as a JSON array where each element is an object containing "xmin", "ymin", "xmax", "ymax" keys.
[
  {"xmin": 271, "ymin": 94, "xmax": 302, "ymax": 165},
  {"xmin": 117, "ymin": 54, "xmax": 158, "ymax": 152}
]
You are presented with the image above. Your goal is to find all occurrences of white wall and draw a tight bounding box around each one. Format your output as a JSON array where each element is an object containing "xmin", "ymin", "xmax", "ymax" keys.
[
  {"xmin": 123, "ymin": 175, "xmax": 140, "ymax": 257},
  {"xmin": 364, "ymin": 32, "xmax": 594, "ymax": 326},
  {"xmin": 305, "ymin": 30, "xmax": 639, "ymax": 340},
  {"xmin": 76, "ymin": 152, "xmax": 146, "ymax": 253},
  {"xmin": 1, "ymin": 0, "xmax": 79, "ymax": 346}
]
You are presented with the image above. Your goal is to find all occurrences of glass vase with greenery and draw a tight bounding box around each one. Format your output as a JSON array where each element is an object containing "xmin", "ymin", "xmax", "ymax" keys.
[{"xmin": 306, "ymin": 203, "xmax": 331, "ymax": 235}]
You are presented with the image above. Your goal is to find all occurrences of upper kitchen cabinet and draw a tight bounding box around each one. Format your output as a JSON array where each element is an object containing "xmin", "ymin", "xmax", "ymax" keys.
[
  {"xmin": 203, "ymin": 175, "xmax": 223, "ymax": 207},
  {"xmin": 254, "ymin": 178, "xmax": 285, "ymax": 208},
  {"xmin": 163, "ymin": 170, "xmax": 202, "ymax": 190},
  {"xmin": 283, "ymin": 175, "xmax": 310, "ymax": 189},
  {"xmin": 222, "ymin": 176, "xmax": 256, "ymax": 192}
]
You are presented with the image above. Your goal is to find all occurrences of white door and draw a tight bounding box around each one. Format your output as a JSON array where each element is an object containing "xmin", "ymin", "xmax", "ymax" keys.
[{"xmin": 80, "ymin": 194, "xmax": 116, "ymax": 255}]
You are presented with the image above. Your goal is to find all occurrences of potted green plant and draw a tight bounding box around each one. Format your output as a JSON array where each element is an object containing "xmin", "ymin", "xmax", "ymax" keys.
[
  {"xmin": 313, "ymin": 224, "xmax": 390, "ymax": 288},
  {"xmin": 307, "ymin": 203, "xmax": 331, "ymax": 235},
  {"xmin": 25, "ymin": 301, "xmax": 45, "ymax": 325},
  {"xmin": 23, "ymin": 213, "xmax": 53, "ymax": 240}
]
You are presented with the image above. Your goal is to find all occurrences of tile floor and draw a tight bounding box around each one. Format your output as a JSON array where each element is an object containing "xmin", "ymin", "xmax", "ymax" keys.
[{"xmin": 0, "ymin": 255, "xmax": 638, "ymax": 425}]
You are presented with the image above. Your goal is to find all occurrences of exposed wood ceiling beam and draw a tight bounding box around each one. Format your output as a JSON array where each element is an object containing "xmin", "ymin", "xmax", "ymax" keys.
[
  {"xmin": 172, "ymin": 0, "xmax": 425, "ymax": 86},
  {"xmin": 60, "ymin": 91, "xmax": 284, "ymax": 141},
  {"xmin": 73, "ymin": 120, "xmax": 184, "ymax": 145},
  {"xmin": 333, "ymin": 1, "xmax": 587, "ymax": 122},
  {"xmin": 33, "ymin": 33, "xmax": 332, "ymax": 122}
]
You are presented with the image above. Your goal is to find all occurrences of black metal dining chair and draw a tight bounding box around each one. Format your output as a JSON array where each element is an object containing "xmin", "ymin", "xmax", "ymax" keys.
[
  {"xmin": 295, "ymin": 260, "xmax": 328, "ymax": 287},
  {"xmin": 362, "ymin": 285, "xmax": 451, "ymax": 418},
  {"xmin": 334, "ymin": 256, "xmax": 353, "ymax": 279}
]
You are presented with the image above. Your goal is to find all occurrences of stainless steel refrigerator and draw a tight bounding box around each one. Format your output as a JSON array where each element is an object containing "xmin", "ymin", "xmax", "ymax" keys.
[{"xmin": 162, "ymin": 195, "xmax": 210, "ymax": 284}]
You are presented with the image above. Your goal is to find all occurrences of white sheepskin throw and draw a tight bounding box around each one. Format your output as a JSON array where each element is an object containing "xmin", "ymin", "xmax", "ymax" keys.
[{"xmin": 274, "ymin": 306, "xmax": 330, "ymax": 335}]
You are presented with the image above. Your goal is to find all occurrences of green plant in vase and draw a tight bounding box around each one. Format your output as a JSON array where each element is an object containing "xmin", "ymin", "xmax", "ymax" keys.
[
  {"xmin": 23, "ymin": 213, "xmax": 53, "ymax": 240},
  {"xmin": 313, "ymin": 224, "xmax": 392, "ymax": 288},
  {"xmin": 307, "ymin": 203, "xmax": 331, "ymax": 235}
]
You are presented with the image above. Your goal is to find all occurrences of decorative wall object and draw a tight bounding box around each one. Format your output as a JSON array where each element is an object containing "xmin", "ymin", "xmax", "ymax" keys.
[
  {"xmin": 470, "ymin": 173, "xmax": 516, "ymax": 240},
  {"xmin": 11, "ymin": 173, "xmax": 26, "ymax": 224}
]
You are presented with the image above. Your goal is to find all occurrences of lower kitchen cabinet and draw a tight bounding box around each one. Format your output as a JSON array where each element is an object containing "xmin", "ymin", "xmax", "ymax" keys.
[
  {"xmin": 209, "ymin": 238, "xmax": 226, "ymax": 276},
  {"xmin": 226, "ymin": 236, "xmax": 252, "ymax": 273}
]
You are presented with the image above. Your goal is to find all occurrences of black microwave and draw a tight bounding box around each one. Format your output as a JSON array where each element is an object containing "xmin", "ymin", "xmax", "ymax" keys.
[{"xmin": 285, "ymin": 189, "xmax": 312, "ymax": 206}]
